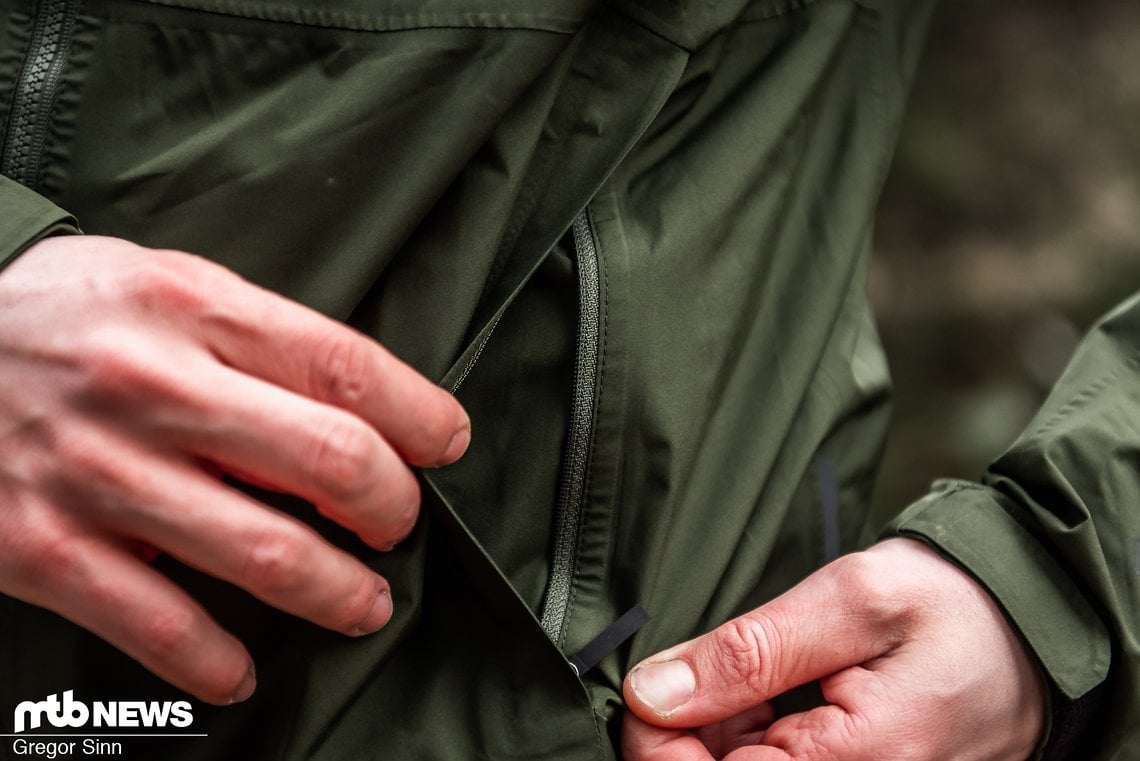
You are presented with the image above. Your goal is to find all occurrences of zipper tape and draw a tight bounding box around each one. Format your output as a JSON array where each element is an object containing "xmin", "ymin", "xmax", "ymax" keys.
[{"xmin": 540, "ymin": 209, "xmax": 603, "ymax": 644}]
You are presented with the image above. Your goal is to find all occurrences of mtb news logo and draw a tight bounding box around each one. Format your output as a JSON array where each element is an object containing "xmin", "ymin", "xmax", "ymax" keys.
[
  {"xmin": 5, "ymin": 691, "xmax": 203, "ymax": 759},
  {"xmin": 13, "ymin": 691, "xmax": 193, "ymax": 733}
]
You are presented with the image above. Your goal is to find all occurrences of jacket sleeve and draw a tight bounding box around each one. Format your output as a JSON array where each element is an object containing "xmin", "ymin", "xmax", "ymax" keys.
[
  {"xmin": 0, "ymin": 175, "xmax": 79, "ymax": 269},
  {"xmin": 883, "ymin": 293, "xmax": 1140, "ymax": 759}
]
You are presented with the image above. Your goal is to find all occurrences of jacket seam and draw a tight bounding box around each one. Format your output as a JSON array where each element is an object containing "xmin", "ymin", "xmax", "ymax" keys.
[
  {"xmin": 116, "ymin": 0, "xmax": 584, "ymax": 34},
  {"xmin": 1027, "ymin": 357, "xmax": 1137, "ymax": 439},
  {"xmin": 603, "ymin": 3, "xmax": 691, "ymax": 52}
]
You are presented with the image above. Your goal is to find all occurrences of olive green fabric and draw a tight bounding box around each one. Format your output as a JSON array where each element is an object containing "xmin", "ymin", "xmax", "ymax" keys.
[
  {"xmin": 887, "ymin": 294, "xmax": 1140, "ymax": 758},
  {"xmin": 0, "ymin": 177, "xmax": 77, "ymax": 267},
  {"xmin": 0, "ymin": 0, "xmax": 1127, "ymax": 758}
]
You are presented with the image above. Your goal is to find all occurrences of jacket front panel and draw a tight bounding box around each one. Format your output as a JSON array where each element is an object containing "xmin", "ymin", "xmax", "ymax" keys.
[
  {"xmin": 558, "ymin": 1, "xmax": 902, "ymax": 711},
  {"xmin": 0, "ymin": 0, "xmax": 935, "ymax": 758}
]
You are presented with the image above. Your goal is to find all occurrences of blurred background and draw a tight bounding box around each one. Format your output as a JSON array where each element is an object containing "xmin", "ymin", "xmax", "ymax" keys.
[{"xmin": 870, "ymin": 0, "xmax": 1140, "ymax": 519}]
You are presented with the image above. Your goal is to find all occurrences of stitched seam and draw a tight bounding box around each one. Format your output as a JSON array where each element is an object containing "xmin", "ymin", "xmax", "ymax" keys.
[{"xmin": 116, "ymin": 0, "xmax": 583, "ymax": 33}]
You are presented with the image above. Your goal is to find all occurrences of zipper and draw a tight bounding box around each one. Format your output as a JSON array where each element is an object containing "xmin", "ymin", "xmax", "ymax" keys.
[
  {"xmin": 1, "ymin": 0, "xmax": 80, "ymax": 189},
  {"xmin": 540, "ymin": 209, "xmax": 602, "ymax": 645}
]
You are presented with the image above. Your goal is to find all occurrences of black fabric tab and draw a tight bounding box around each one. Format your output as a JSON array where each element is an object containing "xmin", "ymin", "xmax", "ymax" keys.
[{"xmin": 568, "ymin": 605, "xmax": 650, "ymax": 676}]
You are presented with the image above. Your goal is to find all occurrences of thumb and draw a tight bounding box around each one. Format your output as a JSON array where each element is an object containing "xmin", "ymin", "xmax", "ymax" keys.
[{"xmin": 623, "ymin": 549, "xmax": 911, "ymax": 728}]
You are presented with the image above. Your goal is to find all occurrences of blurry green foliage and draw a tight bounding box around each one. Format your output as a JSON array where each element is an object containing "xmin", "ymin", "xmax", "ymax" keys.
[{"xmin": 870, "ymin": 0, "xmax": 1140, "ymax": 522}]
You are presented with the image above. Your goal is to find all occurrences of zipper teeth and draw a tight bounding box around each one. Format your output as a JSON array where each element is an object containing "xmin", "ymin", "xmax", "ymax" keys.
[
  {"xmin": 1, "ymin": 0, "xmax": 79, "ymax": 187},
  {"xmin": 540, "ymin": 210, "xmax": 601, "ymax": 645}
]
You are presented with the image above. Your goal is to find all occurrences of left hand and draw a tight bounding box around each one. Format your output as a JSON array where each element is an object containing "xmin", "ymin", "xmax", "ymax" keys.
[{"xmin": 622, "ymin": 538, "xmax": 1046, "ymax": 760}]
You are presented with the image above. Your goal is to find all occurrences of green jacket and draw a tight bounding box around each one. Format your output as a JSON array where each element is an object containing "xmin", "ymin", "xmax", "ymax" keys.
[{"xmin": 0, "ymin": 0, "xmax": 1129, "ymax": 758}]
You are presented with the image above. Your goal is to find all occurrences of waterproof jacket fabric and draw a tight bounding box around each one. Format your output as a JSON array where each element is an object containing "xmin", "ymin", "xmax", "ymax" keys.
[{"xmin": 0, "ymin": 0, "xmax": 1132, "ymax": 758}]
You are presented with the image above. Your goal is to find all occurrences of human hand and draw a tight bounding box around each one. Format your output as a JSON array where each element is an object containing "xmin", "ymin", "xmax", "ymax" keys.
[
  {"xmin": 0, "ymin": 235, "xmax": 470, "ymax": 705},
  {"xmin": 622, "ymin": 538, "xmax": 1046, "ymax": 760}
]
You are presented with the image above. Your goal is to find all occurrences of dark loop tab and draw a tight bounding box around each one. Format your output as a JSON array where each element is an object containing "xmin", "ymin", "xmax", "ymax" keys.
[{"xmin": 568, "ymin": 605, "xmax": 650, "ymax": 676}]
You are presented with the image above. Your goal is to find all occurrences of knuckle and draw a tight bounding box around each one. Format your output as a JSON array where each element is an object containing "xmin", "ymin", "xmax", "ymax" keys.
[
  {"xmin": 76, "ymin": 336, "xmax": 194, "ymax": 411},
  {"xmin": 74, "ymin": 334, "xmax": 143, "ymax": 401},
  {"xmin": 306, "ymin": 415, "xmax": 382, "ymax": 500},
  {"xmin": 240, "ymin": 529, "xmax": 311, "ymax": 597},
  {"xmin": 310, "ymin": 330, "xmax": 374, "ymax": 409},
  {"xmin": 782, "ymin": 709, "xmax": 866, "ymax": 761},
  {"xmin": 833, "ymin": 552, "xmax": 909, "ymax": 625},
  {"xmin": 709, "ymin": 615, "xmax": 776, "ymax": 696},
  {"xmin": 52, "ymin": 428, "xmax": 111, "ymax": 478},
  {"xmin": 48, "ymin": 432, "xmax": 142, "ymax": 510},
  {"xmin": 7, "ymin": 524, "xmax": 79, "ymax": 592},
  {"xmin": 136, "ymin": 605, "xmax": 200, "ymax": 661},
  {"xmin": 123, "ymin": 256, "xmax": 210, "ymax": 315}
]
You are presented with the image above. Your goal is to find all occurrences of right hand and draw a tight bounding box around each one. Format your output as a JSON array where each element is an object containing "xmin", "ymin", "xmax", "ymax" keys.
[{"xmin": 0, "ymin": 235, "xmax": 470, "ymax": 705}]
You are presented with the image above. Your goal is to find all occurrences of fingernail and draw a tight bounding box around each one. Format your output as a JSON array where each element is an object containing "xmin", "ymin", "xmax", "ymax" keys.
[
  {"xmin": 353, "ymin": 588, "xmax": 393, "ymax": 636},
  {"xmin": 230, "ymin": 665, "xmax": 257, "ymax": 704},
  {"xmin": 438, "ymin": 420, "xmax": 471, "ymax": 466},
  {"xmin": 630, "ymin": 660, "xmax": 696, "ymax": 717}
]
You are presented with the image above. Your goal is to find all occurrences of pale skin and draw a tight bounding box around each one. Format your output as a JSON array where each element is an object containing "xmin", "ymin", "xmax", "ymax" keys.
[
  {"xmin": 622, "ymin": 539, "xmax": 1047, "ymax": 760},
  {"xmin": 1, "ymin": 236, "xmax": 1045, "ymax": 756},
  {"xmin": 0, "ymin": 235, "xmax": 471, "ymax": 705}
]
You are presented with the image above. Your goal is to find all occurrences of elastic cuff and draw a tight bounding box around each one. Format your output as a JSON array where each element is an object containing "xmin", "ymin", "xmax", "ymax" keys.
[
  {"xmin": 883, "ymin": 481, "xmax": 1110, "ymax": 757},
  {"xmin": 883, "ymin": 480, "xmax": 1109, "ymax": 699}
]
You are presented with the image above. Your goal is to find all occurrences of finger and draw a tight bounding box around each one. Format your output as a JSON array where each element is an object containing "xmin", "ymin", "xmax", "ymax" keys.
[
  {"xmin": 622, "ymin": 712, "xmax": 716, "ymax": 761},
  {"xmin": 721, "ymin": 748, "xmax": 791, "ymax": 761},
  {"xmin": 624, "ymin": 553, "xmax": 909, "ymax": 728},
  {"xmin": 693, "ymin": 703, "xmax": 776, "ymax": 757},
  {"xmin": 175, "ymin": 359, "xmax": 422, "ymax": 550},
  {"xmin": 10, "ymin": 533, "xmax": 254, "ymax": 705},
  {"xmin": 188, "ymin": 266, "xmax": 470, "ymax": 467},
  {"xmin": 59, "ymin": 438, "xmax": 394, "ymax": 638},
  {"xmin": 739, "ymin": 705, "xmax": 867, "ymax": 761}
]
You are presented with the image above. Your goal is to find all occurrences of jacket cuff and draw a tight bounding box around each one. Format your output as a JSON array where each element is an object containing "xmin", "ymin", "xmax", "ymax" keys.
[
  {"xmin": 882, "ymin": 480, "xmax": 1111, "ymax": 757},
  {"xmin": 0, "ymin": 176, "xmax": 80, "ymax": 271}
]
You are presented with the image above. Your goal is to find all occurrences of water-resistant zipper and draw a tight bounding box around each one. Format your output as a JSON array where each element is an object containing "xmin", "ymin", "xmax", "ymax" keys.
[
  {"xmin": 1, "ymin": 0, "xmax": 80, "ymax": 189},
  {"xmin": 540, "ymin": 209, "xmax": 602, "ymax": 645}
]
